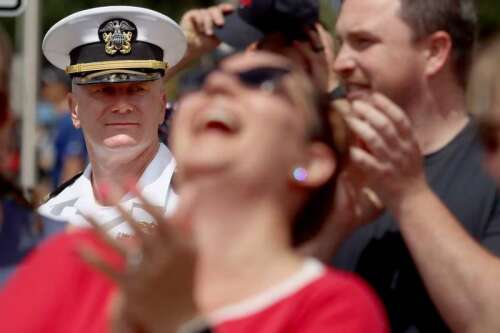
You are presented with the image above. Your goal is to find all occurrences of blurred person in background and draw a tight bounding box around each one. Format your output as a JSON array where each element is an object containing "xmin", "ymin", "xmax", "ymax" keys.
[
  {"xmin": 476, "ymin": 43, "xmax": 500, "ymax": 183},
  {"xmin": 467, "ymin": 35, "xmax": 500, "ymax": 116},
  {"xmin": 0, "ymin": 25, "xmax": 11, "ymax": 93},
  {"xmin": 307, "ymin": 0, "xmax": 500, "ymax": 332},
  {"xmin": 38, "ymin": 6, "xmax": 186, "ymax": 237},
  {"xmin": 0, "ymin": 25, "xmax": 18, "ymax": 180},
  {"xmin": 0, "ymin": 24, "xmax": 64, "ymax": 288},
  {"xmin": 37, "ymin": 67, "xmax": 87, "ymax": 191},
  {"xmin": 0, "ymin": 25, "xmax": 12, "ymax": 175},
  {"xmin": 0, "ymin": 40, "xmax": 64, "ymax": 287},
  {"xmin": 0, "ymin": 51, "xmax": 388, "ymax": 333}
]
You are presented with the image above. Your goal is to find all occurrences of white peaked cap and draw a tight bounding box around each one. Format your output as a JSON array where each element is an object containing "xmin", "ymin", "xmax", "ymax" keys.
[{"xmin": 43, "ymin": 6, "xmax": 186, "ymax": 76}]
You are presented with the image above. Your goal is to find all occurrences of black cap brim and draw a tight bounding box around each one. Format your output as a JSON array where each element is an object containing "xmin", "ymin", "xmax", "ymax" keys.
[
  {"xmin": 214, "ymin": 11, "xmax": 265, "ymax": 50},
  {"xmin": 73, "ymin": 69, "xmax": 162, "ymax": 85}
]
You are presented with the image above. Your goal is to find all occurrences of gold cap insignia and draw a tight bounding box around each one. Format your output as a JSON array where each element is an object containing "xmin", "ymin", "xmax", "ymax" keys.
[{"xmin": 98, "ymin": 18, "xmax": 136, "ymax": 55}]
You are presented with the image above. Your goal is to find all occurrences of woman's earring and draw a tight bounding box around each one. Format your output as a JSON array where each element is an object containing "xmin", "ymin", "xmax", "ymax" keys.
[{"xmin": 292, "ymin": 167, "xmax": 309, "ymax": 183}]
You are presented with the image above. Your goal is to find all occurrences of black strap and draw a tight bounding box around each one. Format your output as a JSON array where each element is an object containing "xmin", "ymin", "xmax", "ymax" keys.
[{"xmin": 43, "ymin": 172, "xmax": 84, "ymax": 203}]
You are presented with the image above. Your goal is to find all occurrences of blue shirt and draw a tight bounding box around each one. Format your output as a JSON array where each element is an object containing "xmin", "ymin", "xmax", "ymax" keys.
[
  {"xmin": 52, "ymin": 113, "xmax": 87, "ymax": 187},
  {"xmin": 0, "ymin": 198, "xmax": 66, "ymax": 286}
]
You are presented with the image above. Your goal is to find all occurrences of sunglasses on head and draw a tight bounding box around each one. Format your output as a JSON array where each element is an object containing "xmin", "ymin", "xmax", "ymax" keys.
[
  {"xmin": 478, "ymin": 118, "xmax": 500, "ymax": 154},
  {"xmin": 234, "ymin": 66, "xmax": 292, "ymax": 89},
  {"xmin": 170, "ymin": 66, "xmax": 294, "ymax": 116},
  {"xmin": 190, "ymin": 65, "xmax": 292, "ymax": 93}
]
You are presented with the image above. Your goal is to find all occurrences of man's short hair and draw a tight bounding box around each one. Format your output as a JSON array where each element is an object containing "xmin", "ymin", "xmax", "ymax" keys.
[{"xmin": 397, "ymin": 0, "xmax": 478, "ymax": 88}]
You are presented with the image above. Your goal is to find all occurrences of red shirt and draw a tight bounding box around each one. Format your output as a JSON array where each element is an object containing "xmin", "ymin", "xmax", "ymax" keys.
[
  {"xmin": 211, "ymin": 260, "xmax": 389, "ymax": 333},
  {"xmin": 0, "ymin": 233, "xmax": 388, "ymax": 333},
  {"xmin": 0, "ymin": 230, "xmax": 119, "ymax": 333}
]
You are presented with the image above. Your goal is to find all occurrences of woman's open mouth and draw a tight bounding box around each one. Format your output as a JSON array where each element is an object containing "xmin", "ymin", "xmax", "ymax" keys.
[{"xmin": 195, "ymin": 108, "xmax": 240, "ymax": 136}]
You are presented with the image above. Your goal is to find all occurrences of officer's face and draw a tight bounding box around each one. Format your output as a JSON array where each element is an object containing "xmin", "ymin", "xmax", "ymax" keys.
[
  {"xmin": 334, "ymin": 0, "xmax": 426, "ymax": 106},
  {"xmin": 171, "ymin": 52, "xmax": 333, "ymax": 191},
  {"xmin": 69, "ymin": 80, "xmax": 166, "ymax": 155}
]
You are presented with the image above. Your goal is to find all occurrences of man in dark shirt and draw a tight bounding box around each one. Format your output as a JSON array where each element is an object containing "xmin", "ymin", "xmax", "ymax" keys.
[
  {"xmin": 312, "ymin": 0, "xmax": 500, "ymax": 332},
  {"xmin": 332, "ymin": 121, "xmax": 500, "ymax": 332}
]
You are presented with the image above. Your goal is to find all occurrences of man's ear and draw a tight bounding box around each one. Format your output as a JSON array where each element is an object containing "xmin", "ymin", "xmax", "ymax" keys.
[
  {"xmin": 423, "ymin": 31, "xmax": 453, "ymax": 78},
  {"xmin": 68, "ymin": 92, "xmax": 81, "ymax": 128},
  {"xmin": 291, "ymin": 142, "xmax": 337, "ymax": 189}
]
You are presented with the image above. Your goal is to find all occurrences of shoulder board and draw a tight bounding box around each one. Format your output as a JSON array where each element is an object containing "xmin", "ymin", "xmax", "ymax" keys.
[{"xmin": 42, "ymin": 172, "xmax": 83, "ymax": 204}]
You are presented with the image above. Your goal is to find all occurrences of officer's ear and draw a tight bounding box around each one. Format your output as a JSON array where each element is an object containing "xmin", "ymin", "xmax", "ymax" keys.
[{"xmin": 68, "ymin": 92, "xmax": 81, "ymax": 129}]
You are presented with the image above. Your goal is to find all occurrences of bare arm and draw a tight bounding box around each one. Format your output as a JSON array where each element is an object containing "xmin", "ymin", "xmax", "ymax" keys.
[
  {"xmin": 79, "ymin": 185, "xmax": 200, "ymax": 333},
  {"xmin": 392, "ymin": 186, "xmax": 500, "ymax": 333}
]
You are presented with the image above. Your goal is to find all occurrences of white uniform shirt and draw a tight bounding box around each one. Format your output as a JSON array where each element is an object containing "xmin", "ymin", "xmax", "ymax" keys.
[{"xmin": 38, "ymin": 143, "xmax": 177, "ymax": 237}]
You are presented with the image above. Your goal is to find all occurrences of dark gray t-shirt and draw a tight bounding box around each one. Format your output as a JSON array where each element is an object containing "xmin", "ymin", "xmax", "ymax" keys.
[{"xmin": 332, "ymin": 120, "xmax": 500, "ymax": 333}]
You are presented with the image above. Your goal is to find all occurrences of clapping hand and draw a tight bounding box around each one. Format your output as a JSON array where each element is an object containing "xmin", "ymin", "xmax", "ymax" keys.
[
  {"xmin": 344, "ymin": 93, "xmax": 427, "ymax": 209},
  {"xmin": 79, "ymin": 185, "xmax": 199, "ymax": 333}
]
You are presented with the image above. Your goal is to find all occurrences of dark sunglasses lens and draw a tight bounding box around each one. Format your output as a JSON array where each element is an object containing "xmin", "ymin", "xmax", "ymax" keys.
[{"xmin": 238, "ymin": 67, "xmax": 290, "ymax": 88}]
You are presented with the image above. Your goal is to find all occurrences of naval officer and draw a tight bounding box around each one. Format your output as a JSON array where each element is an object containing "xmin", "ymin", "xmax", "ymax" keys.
[{"xmin": 39, "ymin": 6, "xmax": 186, "ymax": 237}]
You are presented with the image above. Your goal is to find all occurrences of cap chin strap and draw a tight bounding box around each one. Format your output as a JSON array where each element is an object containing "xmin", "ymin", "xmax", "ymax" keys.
[{"xmin": 65, "ymin": 59, "xmax": 168, "ymax": 74}]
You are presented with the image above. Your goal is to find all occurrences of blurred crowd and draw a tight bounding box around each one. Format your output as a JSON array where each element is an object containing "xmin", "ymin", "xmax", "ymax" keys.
[
  {"xmin": 1, "ymin": 0, "xmax": 500, "ymax": 332},
  {"xmin": 3, "ymin": 50, "xmax": 87, "ymax": 195}
]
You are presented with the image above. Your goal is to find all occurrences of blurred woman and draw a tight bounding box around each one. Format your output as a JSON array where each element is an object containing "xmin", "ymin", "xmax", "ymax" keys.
[
  {"xmin": 0, "ymin": 52, "xmax": 387, "ymax": 333},
  {"xmin": 168, "ymin": 51, "xmax": 386, "ymax": 332}
]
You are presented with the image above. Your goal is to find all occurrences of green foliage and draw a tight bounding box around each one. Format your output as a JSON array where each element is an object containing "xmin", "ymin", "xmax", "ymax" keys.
[
  {"xmin": 40, "ymin": 0, "xmax": 215, "ymax": 35},
  {"xmin": 320, "ymin": 0, "xmax": 500, "ymax": 40},
  {"xmin": 0, "ymin": 0, "xmax": 216, "ymax": 51},
  {"xmin": 477, "ymin": 0, "xmax": 500, "ymax": 38},
  {"xmin": 319, "ymin": 0, "xmax": 336, "ymax": 32},
  {"xmin": 1, "ymin": 0, "xmax": 500, "ymax": 53},
  {"xmin": 1, "ymin": 0, "xmax": 500, "ymax": 43}
]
